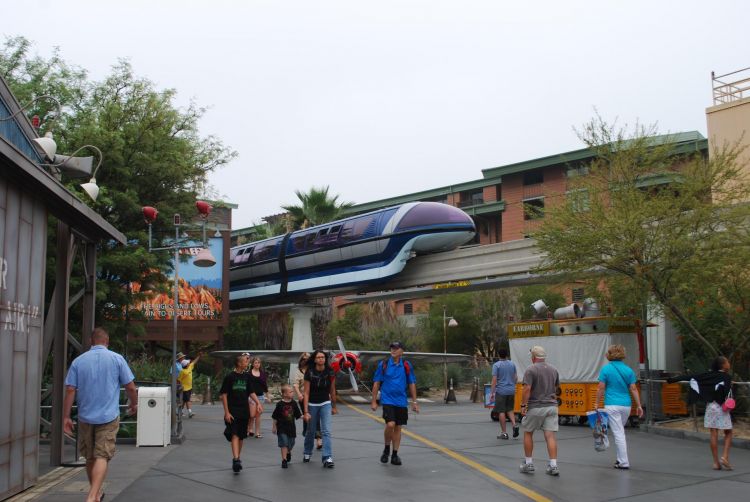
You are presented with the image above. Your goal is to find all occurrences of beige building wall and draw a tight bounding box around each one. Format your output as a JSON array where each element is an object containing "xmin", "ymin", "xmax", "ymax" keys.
[{"xmin": 706, "ymin": 96, "xmax": 750, "ymax": 182}]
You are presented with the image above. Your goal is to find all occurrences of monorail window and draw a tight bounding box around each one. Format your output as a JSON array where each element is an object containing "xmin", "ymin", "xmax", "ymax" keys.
[
  {"xmin": 233, "ymin": 247, "xmax": 252, "ymax": 265},
  {"xmin": 251, "ymin": 238, "xmax": 281, "ymax": 263},
  {"xmin": 290, "ymin": 233, "xmax": 309, "ymax": 253},
  {"xmin": 329, "ymin": 225, "xmax": 341, "ymax": 235},
  {"xmin": 395, "ymin": 203, "xmax": 472, "ymax": 231},
  {"xmin": 340, "ymin": 214, "xmax": 379, "ymax": 243}
]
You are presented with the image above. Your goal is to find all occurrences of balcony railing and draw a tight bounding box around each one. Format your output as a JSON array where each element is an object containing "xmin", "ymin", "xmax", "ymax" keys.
[
  {"xmin": 712, "ymin": 67, "xmax": 750, "ymax": 105},
  {"xmin": 458, "ymin": 198, "xmax": 484, "ymax": 208}
]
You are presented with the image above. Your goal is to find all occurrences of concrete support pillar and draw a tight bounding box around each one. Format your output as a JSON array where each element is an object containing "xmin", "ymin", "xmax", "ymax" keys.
[{"xmin": 289, "ymin": 306, "xmax": 315, "ymax": 379}]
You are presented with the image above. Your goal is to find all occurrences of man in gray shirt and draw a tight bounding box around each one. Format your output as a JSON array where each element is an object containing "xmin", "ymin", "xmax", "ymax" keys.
[{"xmin": 519, "ymin": 345, "xmax": 560, "ymax": 476}]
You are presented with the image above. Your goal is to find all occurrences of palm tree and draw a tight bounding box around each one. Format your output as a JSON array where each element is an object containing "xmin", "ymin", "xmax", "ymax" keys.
[{"xmin": 282, "ymin": 186, "xmax": 353, "ymax": 229}]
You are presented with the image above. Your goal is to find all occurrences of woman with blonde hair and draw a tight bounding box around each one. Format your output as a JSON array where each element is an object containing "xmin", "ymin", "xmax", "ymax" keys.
[{"xmin": 594, "ymin": 344, "xmax": 643, "ymax": 469}]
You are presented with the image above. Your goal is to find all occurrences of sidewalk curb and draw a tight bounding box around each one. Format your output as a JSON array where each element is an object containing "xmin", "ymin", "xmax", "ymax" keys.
[{"xmin": 643, "ymin": 424, "xmax": 750, "ymax": 449}]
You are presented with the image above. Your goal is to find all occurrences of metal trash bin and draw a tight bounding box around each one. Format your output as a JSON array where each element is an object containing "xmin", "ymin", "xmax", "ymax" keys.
[{"xmin": 136, "ymin": 387, "xmax": 171, "ymax": 446}]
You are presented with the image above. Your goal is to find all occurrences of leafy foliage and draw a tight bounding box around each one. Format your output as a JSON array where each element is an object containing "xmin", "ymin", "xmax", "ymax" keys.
[
  {"xmin": 282, "ymin": 185, "xmax": 353, "ymax": 229},
  {"xmin": 534, "ymin": 117, "xmax": 750, "ymax": 374},
  {"xmin": 1, "ymin": 36, "xmax": 237, "ymax": 347}
]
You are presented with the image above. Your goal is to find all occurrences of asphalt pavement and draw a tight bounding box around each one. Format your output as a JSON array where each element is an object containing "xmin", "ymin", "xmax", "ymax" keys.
[{"xmin": 22, "ymin": 398, "xmax": 750, "ymax": 502}]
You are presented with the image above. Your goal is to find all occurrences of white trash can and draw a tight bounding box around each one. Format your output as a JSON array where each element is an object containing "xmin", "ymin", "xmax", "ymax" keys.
[{"xmin": 136, "ymin": 387, "xmax": 171, "ymax": 446}]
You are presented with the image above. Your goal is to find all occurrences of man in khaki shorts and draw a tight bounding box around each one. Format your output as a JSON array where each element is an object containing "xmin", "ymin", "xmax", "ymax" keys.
[
  {"xmin": 64, "ymin": 328, "xmax": 137, "ymax": 502},
  {"xmin": 519, "ymin": 345, "xmax": 560, "ymax": 476}
]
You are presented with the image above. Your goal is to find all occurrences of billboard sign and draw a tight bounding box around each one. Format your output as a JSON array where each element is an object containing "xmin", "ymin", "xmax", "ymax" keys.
[{"xmin": 133, "ymin": 237, "xmax": 224, "ymax": 321}]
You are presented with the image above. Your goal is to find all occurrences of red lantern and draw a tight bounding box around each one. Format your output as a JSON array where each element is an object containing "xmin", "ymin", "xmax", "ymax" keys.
[
  {"xmin": 196, "ymin": 200, "xmax": 212, "ymax": 217},
  {"xmin": 142, "ymin": 206, "xmax": 158, "ymax": 224}
]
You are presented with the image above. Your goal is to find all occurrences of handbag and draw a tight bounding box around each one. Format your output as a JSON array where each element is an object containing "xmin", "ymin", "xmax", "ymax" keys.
[
  {"xmin": 586, "ymin": 410, "xmax": 609, "ymax": 452},
  {"xmin": 722, "ymin": 389, "xmax": 736, "ymax": 412}
]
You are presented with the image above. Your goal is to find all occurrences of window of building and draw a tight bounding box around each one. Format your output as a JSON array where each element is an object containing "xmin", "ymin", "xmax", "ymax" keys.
[
  {"xmin": 459, "ymin": 189, "xmax": 483, "ymax": 207},
  {"xmin": 403, "ymin": 303, "xmax": 413, "ymax": 315},
  {"xmin": 568, "ymin": 189, "xmax": 590, "ymax": 213},
  {"xmin": 572, "ymin": 288, "xmax": 585, "ymax": 302},
  {"xmin": 523, "ymin": 197, "xmax": 545, "ymax": 220},
  {"xmin": 566, "ymin": 165, "xmax": 590, "ymax": 178},
  {"xmin": 523, "ymin": 170, "xmax": 544, "ymax": 185}
]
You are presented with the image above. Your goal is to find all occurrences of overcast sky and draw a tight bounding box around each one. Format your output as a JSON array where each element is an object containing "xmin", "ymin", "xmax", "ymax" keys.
[{"xmin": 4, "ymin": 1, "xmax": 749, "ymax": 227}]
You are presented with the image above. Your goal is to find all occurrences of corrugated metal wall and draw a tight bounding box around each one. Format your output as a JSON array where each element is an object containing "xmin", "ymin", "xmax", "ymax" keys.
[{"xmin": 0, "ymin": 175, "xmax": 47, "ymax": 500}]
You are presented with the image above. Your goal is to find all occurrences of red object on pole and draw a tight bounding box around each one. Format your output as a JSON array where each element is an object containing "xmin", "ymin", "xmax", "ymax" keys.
[
  {"xmin": 31, "ymin": 115, "xmax": 40, "ymax": 128},
  {"xmin": 142, "ymin": 206, "xmax": 158, "ymax": 224},
  {"xmin": 195, "ymin": 200, "xmax": 212, "ymax": 217}
]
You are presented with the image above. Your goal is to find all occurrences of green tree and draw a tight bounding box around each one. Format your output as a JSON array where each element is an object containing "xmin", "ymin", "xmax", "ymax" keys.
[
  {"xmin": 1, "ymin": 37, "xmax": 237, "ymax": 349},
  {"xmin": 282, "ymin": 185, "xmax": 353, "ymax": 229},
  {"xmin": 533, "ymin": 117, "xmax": 750, "ymax": 369}
]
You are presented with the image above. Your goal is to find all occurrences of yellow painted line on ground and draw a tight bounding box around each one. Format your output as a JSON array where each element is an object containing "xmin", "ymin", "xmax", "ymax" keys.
[{"xmin": 342, "ymin": 402, "xmax": 552, "ymax": 502}]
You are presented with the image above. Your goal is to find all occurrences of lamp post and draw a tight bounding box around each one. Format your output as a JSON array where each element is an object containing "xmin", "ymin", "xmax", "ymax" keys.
[
  {"xmin": 144, "ymin": 203, "xmax": 216, "ymax": 442},
  {"xmin": 443, "ymin": 304, "xmax": 458, "ymax": 403}
]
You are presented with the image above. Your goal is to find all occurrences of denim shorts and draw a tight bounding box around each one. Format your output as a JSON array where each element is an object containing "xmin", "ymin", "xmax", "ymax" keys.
[{"xmin": 277, "ymin": 433, "xmax": 296, "ymax": 449}]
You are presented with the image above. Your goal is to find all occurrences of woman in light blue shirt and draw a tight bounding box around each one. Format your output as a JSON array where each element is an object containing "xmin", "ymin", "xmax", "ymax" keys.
[{"xmin": 594, "ymin": 344, "xmax": 643, "ymax": 469}]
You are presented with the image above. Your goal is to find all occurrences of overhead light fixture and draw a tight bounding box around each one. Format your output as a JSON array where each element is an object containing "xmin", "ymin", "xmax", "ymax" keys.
[
  {"xmin": 33, "ymin": 132, "xmax": 57, "ymax": 161},
  {"xmin": 213, "ymin": 229, "xmax": 222, "ymax": 238}
]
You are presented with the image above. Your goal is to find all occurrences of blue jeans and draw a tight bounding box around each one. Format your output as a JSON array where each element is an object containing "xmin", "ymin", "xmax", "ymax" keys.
[{"xmin": 304, "ymin": 403, "xmax": 332, "ymax": 459}]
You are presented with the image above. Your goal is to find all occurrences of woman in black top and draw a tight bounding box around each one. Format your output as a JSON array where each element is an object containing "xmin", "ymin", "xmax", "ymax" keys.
[
  {"xmin": 669, "ymin": 356, "xmax": 734, "ymax": 470},
  {"xmin": 248, "ymin": 357, "xmax": 270, "ymax": 437},
  {"xmin": 303, "ymin": 350, "xmax": 338, "ymax": 467}
]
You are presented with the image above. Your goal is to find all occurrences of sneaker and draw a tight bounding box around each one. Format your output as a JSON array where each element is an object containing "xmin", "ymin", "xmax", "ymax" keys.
[
  {"xmin": 323, "ymin": 457, "xmax": 334, "ymax": 468},
  {"xmin": 546, "ymin": 464, "xmax": 560, "ymax": 476},
  {"xmin": 380, "ymin": 451, "xmax": 390, "ymax": 463},
  {"xmin": 281, "ymin": 460, "xmax": 288, "ymax": 469},
  {"xmin": 512, "ymin": 425, "xmax": 519, "ymax": 438},
  {"xmin": 287, "ymin": 452, "xmax": 292, "ymax": 462},
  {"xmin": 303, "ymin": 454, "xmax": 311, "ymax": 463},
  {"xmin": 498, "ymin": 432, "xmax": 509, "ymax": 440},
  {"xmin": 390, "ymin": 454, "xmax": 402, "ymax": 466},
  {"xmin": 188, "ymin": 411, "xmax": 194, "ymax": 419},
  {"xmin": 232, "ymin": 458, "xmax": 242, "ymax": 473},
  {"xmin": 519, "ymin": 462, "xmax": 535, "ymax": 474},
  {"xmin": 613, "ymin": 461, "xmax": 629, "ymax": 470}
]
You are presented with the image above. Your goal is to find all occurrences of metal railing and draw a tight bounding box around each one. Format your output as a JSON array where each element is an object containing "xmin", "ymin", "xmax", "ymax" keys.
[{"xmin": 712, "ymin": 67, "xmax": 750, "ymax": 105}]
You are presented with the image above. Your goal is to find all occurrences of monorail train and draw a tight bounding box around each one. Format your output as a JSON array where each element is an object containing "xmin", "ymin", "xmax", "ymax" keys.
[{"xmin": 229, "ymin": 202, "xmax": 475, "ymax": 304}]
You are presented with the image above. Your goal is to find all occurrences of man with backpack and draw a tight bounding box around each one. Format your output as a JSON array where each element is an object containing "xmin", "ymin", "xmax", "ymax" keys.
[{"xmin": 371, "ymin": 341, "xmax": 419, "ymax": 466}]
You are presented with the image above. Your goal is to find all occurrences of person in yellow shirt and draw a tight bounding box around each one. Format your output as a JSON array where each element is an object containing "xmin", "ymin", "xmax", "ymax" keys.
[{"xmin": 178, "ymin": 352, "xmax": 202, "ymax": 418}]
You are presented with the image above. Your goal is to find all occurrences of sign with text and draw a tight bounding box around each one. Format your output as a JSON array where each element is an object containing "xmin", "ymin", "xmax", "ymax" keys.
[{"xmin": 132, "ymin": 237, "xmax": 223, "ymax": 321}]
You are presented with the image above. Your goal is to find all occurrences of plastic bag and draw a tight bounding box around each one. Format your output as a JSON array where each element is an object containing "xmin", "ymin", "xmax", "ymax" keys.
[{"xmin": 586, "ymin": 410, "xmax": 609, "ymax": 452}]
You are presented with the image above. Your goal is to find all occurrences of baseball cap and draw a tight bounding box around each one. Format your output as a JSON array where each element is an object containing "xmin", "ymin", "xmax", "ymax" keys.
[
  {"xmin": 530, "ymin": 346, "xmax": 546, "ymax": 358},
  {"xmin": 389, "ymin": 341, "xmax": 404, "ymax": 350}
]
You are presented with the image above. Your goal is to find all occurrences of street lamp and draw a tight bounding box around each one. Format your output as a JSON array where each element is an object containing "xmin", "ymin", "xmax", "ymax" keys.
[
  {"xmin": 143, "ymin": 202, "xmax": 217, "ymax": 441},
  {"xmin": 443, "ymin": 304, "xmax": 458, "ymax": 403}
]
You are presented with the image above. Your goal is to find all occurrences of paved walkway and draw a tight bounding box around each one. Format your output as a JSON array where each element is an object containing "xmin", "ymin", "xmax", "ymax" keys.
[{"xmin": 21, "ymin": 400, "xmax": 750, "ymax": 501}]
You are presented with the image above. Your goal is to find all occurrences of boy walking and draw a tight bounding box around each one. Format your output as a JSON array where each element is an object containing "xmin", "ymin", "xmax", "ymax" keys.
[
  {"xmin": 220, "ymin": 353, "xmax": 261, "ymax": 473},
  {"xmin": 370, "ymin": 341, "xmax": 419, "ymax": 466},
  {"xmin": 272, "ymin": 384, "xmax": 302, "ymax": 468}
]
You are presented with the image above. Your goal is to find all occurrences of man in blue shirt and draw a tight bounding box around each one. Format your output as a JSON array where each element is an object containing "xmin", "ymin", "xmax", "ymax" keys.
[
  {"xmin": 370, "ymin": 341, "xmax": 418, "ymax": 466},
  {"xmin": 64, "ymin": 328, "xmax": 137, "ymax": 502},
  {"xmin": 490, "ymin": 348, "xmax": 519, "ymax": 440}
]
